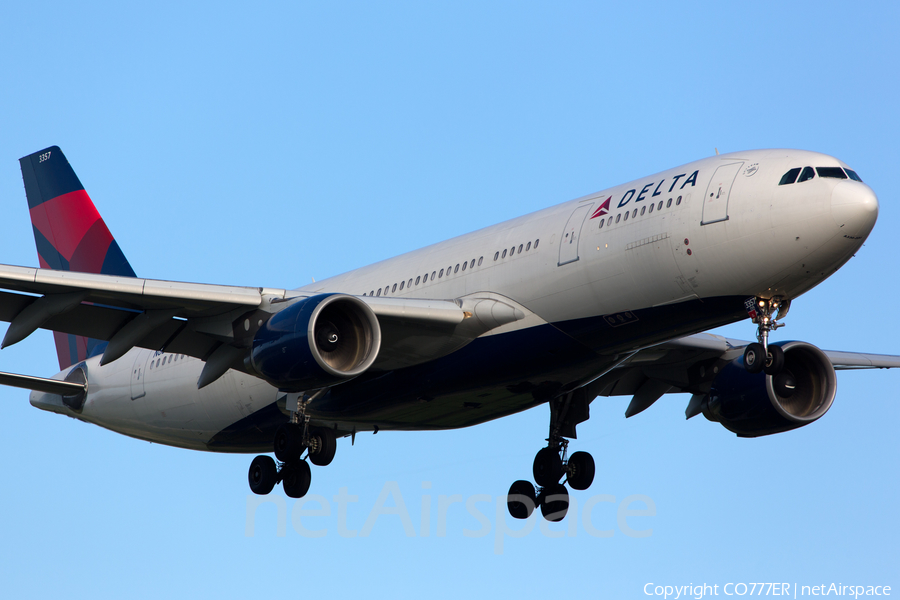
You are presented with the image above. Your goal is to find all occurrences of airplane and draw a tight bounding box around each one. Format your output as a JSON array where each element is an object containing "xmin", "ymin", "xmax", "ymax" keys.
[{"xmin": 1, "ymin": 145, "xmax": 896, "ymax": 523}]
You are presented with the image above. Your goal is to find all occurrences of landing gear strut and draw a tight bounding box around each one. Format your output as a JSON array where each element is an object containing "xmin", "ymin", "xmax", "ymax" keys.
[
  {"xmin": 743, "ymin": 296, "xmax": 789, "ymax": 375},
  {"xmin": 507, "ymin": 392, "xmax": 596, "ymax": 522},
  {"xmin": 247, "ymin": 391, "xmax": 337, "ymax": 498}
]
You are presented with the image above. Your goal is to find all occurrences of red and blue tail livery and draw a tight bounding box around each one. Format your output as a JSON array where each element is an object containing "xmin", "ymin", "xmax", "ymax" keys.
[{"xmin": 19, "ymin": 146, "xmax": 136, "ymax": 369}]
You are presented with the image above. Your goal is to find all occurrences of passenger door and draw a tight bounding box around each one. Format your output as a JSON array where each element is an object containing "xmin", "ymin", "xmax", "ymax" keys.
[
  {"xmin": 558, "ymin": 203, "xmax": 593, "ymax": 266},
  {"xmin": 701, "ymin": 162, "xmax": 743, "ymax": 225}
]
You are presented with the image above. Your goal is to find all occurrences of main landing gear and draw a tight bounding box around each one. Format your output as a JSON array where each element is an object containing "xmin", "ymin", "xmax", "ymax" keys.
[
  {"xmin": 247, "ymin": 393, "xmax": 337, "ymax": 498},
  {"xmin": 742, "ymin": 296, "xmax": 790, "ymax": 376},
  {"xmin": 507, "ymin": 393, "xmax": 596, "ymax": 522}
]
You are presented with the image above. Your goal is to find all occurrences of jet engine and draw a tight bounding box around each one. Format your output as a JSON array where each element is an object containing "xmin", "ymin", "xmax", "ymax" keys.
[
  {"xmin": 249, "ymin": 294, "xmax": 381, "ymax": 391},
  {"xmin": 701, "ymin": 341, "xmax": 836, "ymax": 437}
]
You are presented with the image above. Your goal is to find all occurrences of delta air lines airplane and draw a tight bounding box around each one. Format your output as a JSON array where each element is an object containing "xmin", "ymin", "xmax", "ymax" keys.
[{"xmin": 1, "ymin": 146, "xmax": 896, "ymax": 522}]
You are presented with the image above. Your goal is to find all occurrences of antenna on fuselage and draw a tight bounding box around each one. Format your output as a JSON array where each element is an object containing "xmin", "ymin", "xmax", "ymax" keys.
[{"xmin": 715, "ymin": 148, "xmax": 719, "ymax": 155}]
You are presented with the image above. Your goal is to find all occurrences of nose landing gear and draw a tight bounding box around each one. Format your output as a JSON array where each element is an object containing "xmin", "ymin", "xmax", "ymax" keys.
[{"xmin": 743, "ymin": 296, "xmax": 789, "ymax": 375}]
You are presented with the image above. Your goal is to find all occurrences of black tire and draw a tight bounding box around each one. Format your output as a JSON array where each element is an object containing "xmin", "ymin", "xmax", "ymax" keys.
[
  {"xmin": 533, "ymin": 447, "xmax": 563, "ymax": 487},
  {"xmin": 743, "ymin": 343, "xmax": 765, "ymax": 374},
  {"xmin": 281, "ymin": 461, "xmax": 311, "ymax": 499},
  {"xmin": 308, "ymin": 427, "xmax": 337, "ymax": 467},
  {"xmin": 507, "ymin": 480, "xmax": 536, "ymax": 519},
  {"xmin": 274, "ymin": 424, "xmax": 303, "ymax": 462},
  {"xmin": 539, "ymin": 483, "xmax": 569, "ymax": 522},
  {"xmin": 248, "ymin": 455, "xmax": 277, "ymax": 495},
  {"xmin": 764, "ymin": 345, "xmax": 785, "ymax": 375},
  {"xmin": 567, "ymin": 451, "xmax": 596, "ymax": 491}
]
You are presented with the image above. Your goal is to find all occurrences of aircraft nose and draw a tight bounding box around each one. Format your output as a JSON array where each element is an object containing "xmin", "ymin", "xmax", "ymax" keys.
[{"xmin": 831, "ymin": 180, "xmax": 879, "ymax": 240}]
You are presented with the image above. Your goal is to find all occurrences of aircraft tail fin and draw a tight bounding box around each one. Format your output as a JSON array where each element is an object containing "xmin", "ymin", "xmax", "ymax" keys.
[{"xmin": 19, "ymin": 146, "xmax": 137, "ymax": 370}]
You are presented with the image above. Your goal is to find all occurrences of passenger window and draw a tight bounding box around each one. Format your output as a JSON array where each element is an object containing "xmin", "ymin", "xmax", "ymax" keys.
[
  {"xmin": 816, "ymin": 167, "xmax": 848, "ymax": 179},
  {"xmin": 502, "ymin": 249, "xmax": 507, "ymax": 258},
  {"xmin": 846, "ymin": 169, "xmax": 863, "ymax": 182},
  {"xmin": 510, "ymin": 246, "xmax": 515, "ymax": 256},
  {"xmin": 632, "ymin": 209, "xmax": 637, "ymax": 218},
  {"xmin": 478, "ymin": 257, "xmax": 483, "ymax": 266},
  {"xmin": 377, "ymin": 288, "xmax": 382, "ymax": 296},
  {"xmin": 676, "ymin": 195, "xmax": 682, "ymax": 206},
  {"xmin": 599, "ymin": 219, "xmax": 604, "ymax": 229},
  {"xmin": 470, "ymin": 259, "xmax": 475, "ymax": 269},
  {"xmin": 623, "ymin": 211, "xmax": 629, "ymax": 221},
  {"xmin": 462, "ymin": 261, "xmax": 467, "ymax": 271},
  {"xmin": 607, "ymin": 217, "xmax": 613, "ymax": 226},
  {"xmin": 415, "ymin": 276, "xmax": 420, "ymax": 285},
  {"xmin": 431, "ymin": 271, "xmax": 436, "ymax": 280},
  {"xmin": 666, "ymin": 198, "xmax": 672, "ymax": 208},
  {"xmin": 640, "ymin": 206, "xmax": 646, "ymax": 216},
  {"xmin": 616, "ymin": 214, "xmax": 621, "ymax": 223},
  {"xmin": 494, "ymin": 251, "xmax": 499, "ymax": 261},
  {"xmin": 370, "ymin": 290, "xmax": 374, "ymax": 296},
  {"xmin": 798, "ymin": 166, "xmax": 815, "ymax": 183},
  {"xmin": 535, "ymin": 239, "xmax": 540, "ymax": 248},
  {"xmin": 517, "ymin": 245, "xmax": 523, "ymax": 254},
  {"xmin": 439, "ymin": 269, "xmax": 444, "ymax": 278},
  {"xmin": 657, "ymin": 201, "xmax": 663, "ymax": 211},
  {"xmin": 526, "ymin": 242, "xmax": 531, "ymax": 251},
  {"xmin": 400, "ymin": 281, "xmax": 405, "ymax": 290},
  {"xmin": 454, "ymin": 264, "xmax": 459, "ymax": 273},
  {"xmin": 779, "ymin": 167, "xmax": 801, "ymax": 185},
  {"xmin": 649, "ymin": 203, "xmax": 654, "ymax": 213}
]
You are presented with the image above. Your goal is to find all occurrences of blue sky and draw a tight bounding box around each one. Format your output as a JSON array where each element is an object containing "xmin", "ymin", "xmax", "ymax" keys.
[{"xmin": 0, "ymin": 2, "xmax": 897, "ymax": 598}]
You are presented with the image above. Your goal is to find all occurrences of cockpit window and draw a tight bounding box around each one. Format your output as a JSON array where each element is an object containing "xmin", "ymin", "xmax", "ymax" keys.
[
  {"xmin": 845, "ymin": 169, "xmax": 863, "ymax": 182},
  {"xmin": 779, "ymin": 168, "xmax": 801, "ymax": 185},
  {"xmin": 816, "ymin": 167, "xmax": 848, "ymax": 179},
  {"xmin": 797, "ymin": 166, "xmax": 816, "ymax": 183}
]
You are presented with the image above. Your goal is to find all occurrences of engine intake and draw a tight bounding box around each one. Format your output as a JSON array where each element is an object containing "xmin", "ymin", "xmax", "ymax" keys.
[
  {"xmin": 249, "ymin": 294, "xmax": 381, "ymax": 391},
  {"xmin": 702, "ymin": 341, "xmax": 836, "ymax": 437}
]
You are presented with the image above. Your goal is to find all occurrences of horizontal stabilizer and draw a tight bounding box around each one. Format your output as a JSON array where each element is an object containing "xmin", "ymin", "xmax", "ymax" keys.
[{"xmin": 0, "ymin": 370, "xmax": 85, "ymax": 396}]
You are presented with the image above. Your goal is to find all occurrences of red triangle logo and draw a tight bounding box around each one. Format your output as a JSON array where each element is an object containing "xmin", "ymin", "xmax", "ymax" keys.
[{"xmin": 590, "ymin": 196, "xmax": 611, "ymax": 219}]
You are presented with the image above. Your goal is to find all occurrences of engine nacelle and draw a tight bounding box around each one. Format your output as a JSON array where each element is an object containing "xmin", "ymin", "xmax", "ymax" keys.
[
  {"xmin": 701, "ymin": 341, "xmax": 837, "ymax": 437},
  {"xmin": 249, "ymin": 294, "xmax": 381, "ymax": 391}
]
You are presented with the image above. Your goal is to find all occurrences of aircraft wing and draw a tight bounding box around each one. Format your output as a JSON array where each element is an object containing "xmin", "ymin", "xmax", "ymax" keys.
[
  {"xmin": 0, "ymin": 263, "xmax": 526, "ymax": 384},
  {"xmin": 584, "ymin": 332, "xmax": 900, "ymax": 419}
]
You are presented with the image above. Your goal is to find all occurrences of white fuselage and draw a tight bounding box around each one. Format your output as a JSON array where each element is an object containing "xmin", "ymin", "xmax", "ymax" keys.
[{"xmin": 31, "ymin": 149, "xmax": 879, "ymax": 452}]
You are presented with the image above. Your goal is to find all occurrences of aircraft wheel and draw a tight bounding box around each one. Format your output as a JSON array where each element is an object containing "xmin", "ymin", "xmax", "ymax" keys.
[
  {"xmin": 533, "ymin": 447, "xmax": 563, "ymax": 487},
  {"xmin": 248, "ymin": 455, "xmax": 277, "ymax": 495},
  {"xmin": 743, "ymin": 343, "xmax": 765, "ymax": 374},
  {"xmin": 764, "ymin": 345, "xmax": 785, "ymax": 375},
  {"xmin": 274, "ymin": 424, "xmax": 303, "ymax": 462},
  {"xmin": 567, "ymin": 451, "xmax": 595, "ymax": 491},
  {"xmin": 507, "ymin": 480, "xmax": 537, "ymax": 519},
  {"xmin": 539, "ymin": 483, "xmax": 569, "ymax": 522},
  {"xmin": 281, "ymin": 461, "xmax": 311, "ymax": 499},
  {"xmin": 308, "ymin": 427, "xmax": 337, "ymax": 467}
]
